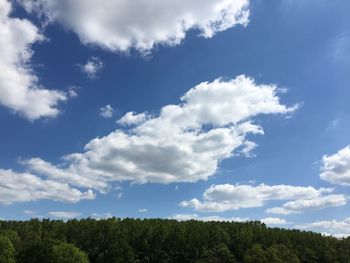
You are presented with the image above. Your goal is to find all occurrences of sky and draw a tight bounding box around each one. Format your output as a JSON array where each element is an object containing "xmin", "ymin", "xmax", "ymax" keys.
[{"xmin": 0, "ymin": 0, "xmax": 350, "ymax": 237}]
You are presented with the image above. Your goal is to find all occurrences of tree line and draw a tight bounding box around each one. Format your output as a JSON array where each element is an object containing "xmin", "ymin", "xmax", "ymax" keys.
[{"xmin": 0, "ymin": 218, "xmax": 349, "ymax": 262}]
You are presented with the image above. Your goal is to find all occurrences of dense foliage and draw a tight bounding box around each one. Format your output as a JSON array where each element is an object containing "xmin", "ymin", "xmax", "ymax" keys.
[{"xmin": 0, "ymin": 218, "xmax": 349, "ymax": 262}]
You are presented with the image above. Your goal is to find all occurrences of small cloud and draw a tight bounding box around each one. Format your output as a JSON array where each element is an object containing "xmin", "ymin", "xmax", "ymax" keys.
[
  {"xmin": 169, "ymin": 214, "xmax": 249, "ymax": 222},
  {"xmin": 23, "ymin": 210, "xmax": 37, "ymax": 215},
  {"xmin": 114, "ymin": 185, "xmax": 123, "ymax": 199},
  {"xmin": 80, "ymin": 57, "xmax": 104, "ymax": 79},
  {"xmin": 67, "ymin": 86, "xmax": 80, "ymax": 98},
  {"xmin": 260, "ymin": 217, "xmax": 290, "ymax": 226},
  {"xmin": 100, "ymin": 105, "xmax": 114, "ymax": 118},
  {"xmin": 138, "ymin": 208, "xmax": 148, "ymax": 213},
  {"xmin": 90, "ymin": 213, "xmax": 113, "ymax": 220},
  {"xmin": 49, "ymin": 211, "xmax": 81, "ymax": 219},
  {"xmin": 117, "ymin": 111, "xmax": 148, "ymax": 126}
]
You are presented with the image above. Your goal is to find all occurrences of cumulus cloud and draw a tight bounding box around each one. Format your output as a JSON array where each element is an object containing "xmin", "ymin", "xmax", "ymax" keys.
[
  {"xmin": 80, "ymin": 57, "xmax": 103, "ymax": 79},
  {"xmin": 169, "ymin": 213, "xmax": 248, "ymax": 222},
  {"xmin": 49, "ymin": 211, "xmax": 81, "ymax": 219},
  {"xmin": 138, "ymin": 208, "xmax": 148, "ymax": 213},
  {"xmin": 266, "ymin": 194, "xmax": 347, "ymax": 215},
  {"xmin": 320, "ymin": 145, "xmax": 350, "ymax": 186},
  {"xmin": 0, "ymin": 0, "xmax": 68, "ymax": 120},
  {"xmin": 18, "ymin": 0, "xmax": 250, "ymax": 53},
  {"xmin": 296, "ymin": 218, "xmax": 350, "ymax": 238},
  {"xmin": 260, "ymin": 217, "xmax": 290, "ymax": 226},
  {"xmin": 21, "ymin": 157, "xmax": 107, "ymax": 190},
  {"xmin": 0, "ymin": 169, "xmax": 95, "ymax": 205},
  {"xmin": 180, "ymin": 183, "xmax": 338, "ymax": 212},
  {"xmin": 18, "ymin": 75, "xmax": 296, "ymax": 193},
  {"xmin": 99, "ymin": 104, "xmax": 114, "ymax": 118}
]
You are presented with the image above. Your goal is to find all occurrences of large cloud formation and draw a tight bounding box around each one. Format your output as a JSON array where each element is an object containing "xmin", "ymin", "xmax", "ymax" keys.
[
  {"xmin": 0, "ymin": 0, "xmax": 68, "ymax": 120},
  {"xmin": 1, "ymin": 75, "xmax": 296, "ymax": 203},
  {"xmin": 180, "ymin": 183, "xmax": 346, "ymax": 213},
  {"xmin": 23, "ymin": 76, "xmax": 295, "ymax": 188},
  {"xmin": 0, "ymin": 76, "xmax": 296, "ymax": 204},
  {"xmin": 18, "ymin": 0, "xmax": 250, "ymax": 53},
  {"xmin": 320, "ymin": 145, "xmax": 350, "ymax": 186}
]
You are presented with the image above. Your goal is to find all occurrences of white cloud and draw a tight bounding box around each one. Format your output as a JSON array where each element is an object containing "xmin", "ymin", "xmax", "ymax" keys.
[
  {"xmin": 21, "ymin": 157, "xmax": 107, "ymax": 190},
  {"xmin": 80, "ymin": 57, "xmax": 103, "ymax": 79},
  {"xmin": 117, "ymin": 112, "xmax": 148, "ymax": 126},
  {"xmin": 0, "ymin": 0, "xmax": 68, "ymax": 120},
  {"xmin": 18, "ymin": 0, "xmax": 250, "ymax": 53},
  {"xmin": 320, "ymin": 145, "xmax": 350, "ymax": 186},
  {"xmin": 180, "ymin": 183, "xmax": 333, "ymax": 212},
  {"xmin": 90, "ymin": 212, "xmax": 113, "ymax": 220},
  {"xmin": 49, "ymin": 211, "xmax": 81, "ymax": 219},
  {"xmin": 19, "ymin": 75, "xmax": 296, "ymax": 191},
  {"xmin": 260, "ymin": 217, "xmax": 290, "ymax": 226},
  {"xmin": 267, "ymin": 194, "xmax": 347, "ymax": 215},
  {"xmin": 0, "ymin": 169, "xmax": 95, "ymax": 205},
  {"xmin": 23, "ymin": 210, "xmax": 36, "ymax": 215},
  {"xmin": 138, "ymin": 208, "xmax": 148, "ymax": 213},
  {"xmin": 296, "ymin": 218, "xmax": 350, "ymax": 238},
  {"xmin": 170, "ymin": 213, "xmax": 248, "ymax": 222},
  {"xmin": 99, "ymin": 104, "xmax": 114, "ymax": 118}
]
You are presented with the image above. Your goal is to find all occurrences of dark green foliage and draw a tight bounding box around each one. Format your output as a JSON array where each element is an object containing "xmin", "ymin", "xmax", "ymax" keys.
[
  {"xmin": 244, "ymin": 244, "xmax": 266, "ymax": 263},
  {"xmin": 196, "ymin": 244, "xmax": 238, "ymax": 263},
  {"xmin": 0, "ymin": 218, "xmax": 349, "ymax": 263}
]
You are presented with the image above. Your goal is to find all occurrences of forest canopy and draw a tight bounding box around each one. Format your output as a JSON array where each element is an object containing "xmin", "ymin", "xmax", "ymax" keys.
[{"xmin": 0, "ymin": 218, "xmax": 349, "ymax": 262}]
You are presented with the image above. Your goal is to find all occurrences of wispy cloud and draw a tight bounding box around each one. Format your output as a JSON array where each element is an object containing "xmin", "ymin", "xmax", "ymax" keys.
[{"xmin": 80, "ymin": 57, "xmax": 104, "ymax": 79}]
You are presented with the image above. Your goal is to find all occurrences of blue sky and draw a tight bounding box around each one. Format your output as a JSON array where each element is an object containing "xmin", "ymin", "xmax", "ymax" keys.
[{"xmin": 1, "ymin": 0, "xmax": 350, "ymax": 236}]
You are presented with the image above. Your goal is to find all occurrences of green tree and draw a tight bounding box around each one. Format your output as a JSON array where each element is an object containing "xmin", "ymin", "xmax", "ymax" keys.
[
  {"xmin": 265, "ymin": 244, "xmax": 300, "ymax": 263},
  {"xmin": 52, "ymin": 242, "xmax": 89, "ymax": 263},
  {"xmin": 19, "ymin": 239, "xmax": 89, "ymax": 263},
  {"xmin": 0, "ymin": 235, "xmax": 16, "ymax": 263},
  {"xmin": 244, "ymin": 244, "xmax": 266, "ymax": 263},
  {"xmin": 96, "ymin": 238, "xmax": 135, "ymax": 263},
  {"xmin": 265, "ymin": 245, "xmax": 283, "ymax": 263},
  {"xmin": 196, "ymin": 244, "xmax": 238, "ymax": 263}
]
